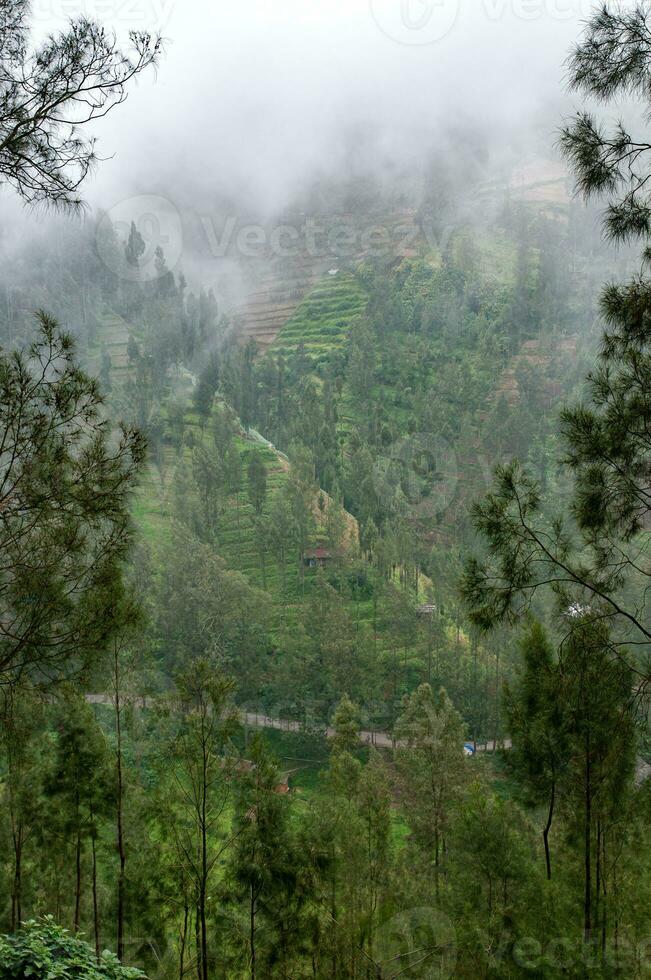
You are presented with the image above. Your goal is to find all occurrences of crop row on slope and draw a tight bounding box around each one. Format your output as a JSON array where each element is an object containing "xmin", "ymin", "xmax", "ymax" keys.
[{"xmin": 270, "ymin": 273, "xmax": 367, "ymax": 363}]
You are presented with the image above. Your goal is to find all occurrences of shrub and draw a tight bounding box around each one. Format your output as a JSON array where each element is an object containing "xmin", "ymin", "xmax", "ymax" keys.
[{"xmin": 0, "ymin": 919, "xmax": 146, "ymax": 979}]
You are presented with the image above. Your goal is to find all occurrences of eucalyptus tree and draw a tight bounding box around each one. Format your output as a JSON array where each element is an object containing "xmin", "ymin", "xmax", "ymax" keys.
[
  {"xmin": 225, "ymin": 735, "xmax": 308, "ymax": 980},
  {"xmin": 394, "ymin": 684, "xmax": 467, "ymax": 902},
  {"xmin": 159, "ymin": 661, "xmax": 240, "ymax": 980},
  {"xmin": 0, "ymin": 685, "xmax": 48, "ymax": 931},
  {"xmin": 44, "ymin": 695, "xmax": 114, "ymax": 949}
]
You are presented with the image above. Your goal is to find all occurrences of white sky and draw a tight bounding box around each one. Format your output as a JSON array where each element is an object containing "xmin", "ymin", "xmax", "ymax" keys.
[{"xmin": 25, "ymin": 0, "xmax": 602, "ymax": 213}]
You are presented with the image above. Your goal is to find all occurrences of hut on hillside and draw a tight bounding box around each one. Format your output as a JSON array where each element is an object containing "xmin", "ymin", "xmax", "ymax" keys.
[{"xmin": 303, "ymin": 547, "xmax": 334, "ymax": 569}]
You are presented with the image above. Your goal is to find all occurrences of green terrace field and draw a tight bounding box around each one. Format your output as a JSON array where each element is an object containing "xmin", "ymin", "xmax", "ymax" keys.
[
  {"xmin": 270, "ymin": 272, "xmax": 367, "ymax": 363},
  {"xmin": 86, "ymin": 310, "xmax": 138, "ymax": 383},
  {"xmin": 132, "ymin": 399, "xmax": 378, "ymax": 628},
  {"xmin": 129, "ymin": 397, "xmax": 444, "ymax": 711}
]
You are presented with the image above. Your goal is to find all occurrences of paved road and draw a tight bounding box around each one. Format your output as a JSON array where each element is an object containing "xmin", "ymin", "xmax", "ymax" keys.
[
  {"xmin": 85, "ymin": 697, "xmax": 651, "ymax": 785},
  {"xmin": 241, "ymin": 711, "xmax": 511, "ymax": 752},
  {"xmin": 86, "ymin": 696, "xmax": 509, "ymax": 753}
]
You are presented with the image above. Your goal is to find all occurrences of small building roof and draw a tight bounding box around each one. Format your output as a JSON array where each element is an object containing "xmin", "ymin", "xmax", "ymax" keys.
[{"xmin": 303, "ymin": 547, "xmax": 333, "ymax": 560}]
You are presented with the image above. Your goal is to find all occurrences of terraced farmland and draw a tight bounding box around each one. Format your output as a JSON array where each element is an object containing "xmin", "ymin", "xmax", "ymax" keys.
[
  {"xmin": 86, "ymin": 311, "xmax": 137, "ymax": 383},
  {"xmin": 132, "ymin": 400, "xmax": 364, "ymax": 633},
  {"xmin": 271, "ymin": 273, "xmax": 367, "ymax": 363},
  {"xmin": 232, "ymin": 255, "xmax": 324, "ymax": 352}
]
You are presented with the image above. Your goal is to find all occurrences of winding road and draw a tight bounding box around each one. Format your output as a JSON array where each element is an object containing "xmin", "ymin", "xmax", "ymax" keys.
[{"xmin": 85, "ymin": 695, "xmax": 509, "ymax": 753}]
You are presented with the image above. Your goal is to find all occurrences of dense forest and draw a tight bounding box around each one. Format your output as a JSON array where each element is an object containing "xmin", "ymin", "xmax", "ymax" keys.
[{"xmin": 2, "ymin": 2, "xmax": 651, "ymax": 978}]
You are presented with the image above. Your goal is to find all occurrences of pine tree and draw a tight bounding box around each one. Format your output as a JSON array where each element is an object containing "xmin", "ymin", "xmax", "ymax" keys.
[
  {"xmin": 124, "ymin": 223, "xmax": 145, "ymax": 270},
  {"xmin": 0, "ymin": 687, "xmax": 47, "ymax": 931},
  {"xmin": 463, "ymin": 3, "xmax": 651, "ymax": 677},
  {"xmin": 0, "ymin": 2, "xmax": 160, "ymax": 209},
  {"xmin": 0, "ymin": 317, "xmax": 145, "ymax": 690},
  {"xmin": 247, "ymin": 453, "xmax": 267, "ymax": 517},
  {"xmin": 558, "ymin": 618, "xmax": 636, "ymax": 947}
]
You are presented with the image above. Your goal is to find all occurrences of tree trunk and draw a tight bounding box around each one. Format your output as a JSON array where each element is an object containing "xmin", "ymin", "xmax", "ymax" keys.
[
  {"xmin": 279, "ymin": 545, "xmax": 286, "ymax": 592},
  {"xmin": 595, "ymin": 818, "xmax": 601, "ymax": 946},
  {"xmin": 543, "ymin": 772, "xmax": 555, "ymax": 881},
  {"xmin": 10, "ymin": 822, "xmax": 22, "ymax": 931},
  {"xmin": 259, "ymin": 546, "xmax": 267, "ymax": 590},
  {"xmin": 91, "ymin": 819, "xmax": 100, "ymax": 962},
  {"xmin": 250, "ymin": 884, "xmax": 256, "ymax": 980},
  {"xmin": 200, "ymin": 720, "xmax": 209, "ymax": 980},
  {"xmin": 179, "ymin": 903, "xmax": 189, "ymax": 980},
  {"xmin": 493, "ymin": 648, "xmax": 501, "ymax": 749},
  {"xmin": 74, "ymin": 827, "xmax": 82, "ymax": 933},
  {"xmin": 600, "ymin": 823, "xmax": 608, "ymax": 959},
  {"xmin": 584, "ymin": 735, "xmax": 592, "ymax": 945},
  {"xmin": 114, "ymin": 647, "xmax": 126, "ymax": 962},
  {"xmin": 195, "ymin": 908, "xmax": 201, "ymax": 980}
]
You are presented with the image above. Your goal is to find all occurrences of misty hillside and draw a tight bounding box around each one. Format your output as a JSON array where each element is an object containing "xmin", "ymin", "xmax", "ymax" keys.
[{"xmin": 2, "ymin": 3, "xmax": 651, "ymax": 979}]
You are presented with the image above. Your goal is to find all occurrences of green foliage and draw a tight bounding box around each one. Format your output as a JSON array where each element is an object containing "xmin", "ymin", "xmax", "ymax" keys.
[
  {"xmin": 561, "ymin": 4, "xmax": 651, "ymax": 243},
  {"xmin": 0, "ymin": 918, "xmax": 145, "ymax": 979},
  {"xmin": 330, "ymin": 694, "xmax": 360, "ymax": 756},
  {"xmin": 467, "ymin": 10, "xmax": 651, "ymax": 673},
  {"xmin": 4, "ymin": 11, "xmax": 651, "ymax": 976},
  {"xmin": 0, "ymin": 316, "xmax": 145, "ymax": 688},
  {"xmin": 394, "ymin": 684, "xmax": 467, "ymax": 896},
  {"xmin": 246, "ymin": 452, "xmax": 267, "ymax": 516}
]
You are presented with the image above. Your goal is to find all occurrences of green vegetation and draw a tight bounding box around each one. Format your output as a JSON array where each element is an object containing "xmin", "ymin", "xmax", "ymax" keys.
[
  {"xmin": 3, "ymin": 2, "xmax": 651, "ymax": 978},
  {"xmin": 271, "ymin": 273, "xmax": 368, "ymax": 362},
  {"xmin": 0, "ymin": 919, "xmax": 144, "ymax": 979}
]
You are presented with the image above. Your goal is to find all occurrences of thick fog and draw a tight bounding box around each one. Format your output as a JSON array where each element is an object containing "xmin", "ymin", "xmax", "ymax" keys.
[
  {"xmin": 31, "ymin": 1, "xmax": 598, "ymax": 205},
  {"xmin": 2, "ymin": 0, "xmax": 627, "ymax": 293}
]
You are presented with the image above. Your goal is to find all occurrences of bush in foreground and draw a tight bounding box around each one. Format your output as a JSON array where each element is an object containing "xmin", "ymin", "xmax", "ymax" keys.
[{"xmin": 0, "ymin": 919, "xmax": 146, "ymax": 979}]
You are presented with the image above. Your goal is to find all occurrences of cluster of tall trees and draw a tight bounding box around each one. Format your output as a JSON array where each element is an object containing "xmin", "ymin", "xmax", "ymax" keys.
[{"xmin": 3, "ymin": 661, "xmax": 649, "ymax": 978}]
